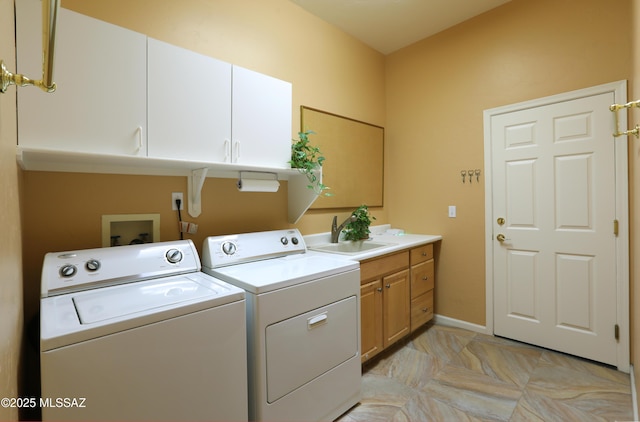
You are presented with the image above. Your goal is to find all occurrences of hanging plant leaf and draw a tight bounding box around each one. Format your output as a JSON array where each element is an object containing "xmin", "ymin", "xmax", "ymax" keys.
[{"xmin": 289, "ymin": 130, "xmax": 332, "ymax": 196}]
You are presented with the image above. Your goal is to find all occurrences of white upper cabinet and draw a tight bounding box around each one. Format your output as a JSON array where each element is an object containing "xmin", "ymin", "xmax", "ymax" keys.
[
  {"xmin": 15, "ymin": 2, "xmax": 293, "ymax": 172},
  {"xmin": 16, "ymin": 0, "xmax": 147, "ymax": 156},
  {"xmin": 147, "ymin": 47, "xmax": 291, "ymax": 167},
  {"xmin": 147, "ymin": 39, "xmax": 232, "ymax": 162},
  {"xmin": 232, "ymin": 66, "xmax": 292, "ymax": 169}
]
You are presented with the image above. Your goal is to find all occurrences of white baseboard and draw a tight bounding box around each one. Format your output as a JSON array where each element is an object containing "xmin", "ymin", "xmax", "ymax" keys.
[
  {"xmin": 631, "ymin": 364, "xmax": 638, "ymax": 421},
  {"xmin": 433, "ymin": 314, "xmax": 491, "ymax": 335}
]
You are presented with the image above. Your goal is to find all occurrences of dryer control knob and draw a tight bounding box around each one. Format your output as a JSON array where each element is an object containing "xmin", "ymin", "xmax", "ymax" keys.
[
  {"xmin": 85, "ymin": 259, "xmax": 101, "ymax": 272},
  {"xmin": 280, "ymin": 237, "xmax": 289, "ymax": 245},
  {"xmin": 221, "ymin": 241, "xmax": 237, "ymax": 255},
  {"xmin": 59, "ymin": 264, "xmax": 77, "ymax": 278},
  {"xmin": 166, "ymin": 248, "xmax": 183, "ymax": 264}
]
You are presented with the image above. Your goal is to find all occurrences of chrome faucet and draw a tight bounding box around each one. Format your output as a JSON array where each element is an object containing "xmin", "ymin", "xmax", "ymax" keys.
[{"xmin": 331, "ymin": 215, "xmax": 357, "ymax": 243}]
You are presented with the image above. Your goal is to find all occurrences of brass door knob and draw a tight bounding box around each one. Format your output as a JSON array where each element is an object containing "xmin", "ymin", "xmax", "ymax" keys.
[{"xmin": 496, "ymin": 233, "xmax": 506, "ymax": 242}]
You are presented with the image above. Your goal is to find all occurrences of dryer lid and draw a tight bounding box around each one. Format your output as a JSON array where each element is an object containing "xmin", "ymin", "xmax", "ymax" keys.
[{"xmin": 207, "ymin": 254, "xmax": 359, "ymax": 294}]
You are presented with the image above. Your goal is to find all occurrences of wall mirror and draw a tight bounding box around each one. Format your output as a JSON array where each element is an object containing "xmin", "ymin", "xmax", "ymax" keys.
[{"xmin": 301, "ymin": 106, "xmax": 384, "ymax": 209}]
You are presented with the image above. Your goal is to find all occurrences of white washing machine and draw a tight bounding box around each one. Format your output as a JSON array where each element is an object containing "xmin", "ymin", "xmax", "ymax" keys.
[
  {"xmin": 202, "ymin": 229, "xmax": 361, "ymax": 422},
  {"xmin": 40, "ymin": 240, "xmax": 248, "ymax": 421}
]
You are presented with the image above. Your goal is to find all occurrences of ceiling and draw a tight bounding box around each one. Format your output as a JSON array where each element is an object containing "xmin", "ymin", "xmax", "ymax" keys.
[{"xmin": 289, "ymin": 0, "xmax": 512, "ymax": 55}]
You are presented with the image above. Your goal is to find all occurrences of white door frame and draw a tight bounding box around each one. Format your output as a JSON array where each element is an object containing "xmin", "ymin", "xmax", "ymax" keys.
[{"xmin": 483, "ymin": 80, "xmax": 630, "ymax": 372}]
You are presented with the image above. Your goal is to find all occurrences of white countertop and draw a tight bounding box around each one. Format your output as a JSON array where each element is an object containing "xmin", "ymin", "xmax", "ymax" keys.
[{"xmin": 303, "ymin": 224, "xmax": 442, "ymax": 261}]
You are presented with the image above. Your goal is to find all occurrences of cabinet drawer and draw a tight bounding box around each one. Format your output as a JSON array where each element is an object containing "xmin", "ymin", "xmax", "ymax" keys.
[
  {"xmin": 411, "ymin": 260, "xmax": 434, "ymax": 298},
  {"xmin": 410, "ymin": 290, "xmax": 433, "ymax": 332},
  {"xmin": 410, "ymin": 244, "xmax": 433, "ymax": 265},
  {"xmin": 360, "ymin": 252, "xmax": 409, "ymax": 283}
]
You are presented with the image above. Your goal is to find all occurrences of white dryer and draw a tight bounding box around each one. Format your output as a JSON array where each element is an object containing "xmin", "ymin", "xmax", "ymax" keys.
[
  {"xmin": 202, "ymin": 229, "xmax": 361, "ymax": 422},
  {"xmin": 40, "ymin": 240, "xmax": 247, "ymax": 421}
]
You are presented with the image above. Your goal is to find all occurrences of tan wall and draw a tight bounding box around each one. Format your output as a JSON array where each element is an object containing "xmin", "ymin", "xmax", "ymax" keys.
[
  {"xmin": 21, "ymin": 0, "xmax": 387, "ymax": 323},
  {"xmin": 15, "ymin": 1, "xmax": 639, "ymax": 406},
  {"xmin": 385, "ymin": 0, "xmax": 632, "ymax": 324},
  {"xmin": 0, "ymin": 0, "xmax": 23, "ymax": 420}
]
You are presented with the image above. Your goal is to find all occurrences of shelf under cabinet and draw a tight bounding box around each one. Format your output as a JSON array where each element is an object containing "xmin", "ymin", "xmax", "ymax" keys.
[{"xmin": 17, "ymin": 146, "xmax": 319, "ymax": 224}]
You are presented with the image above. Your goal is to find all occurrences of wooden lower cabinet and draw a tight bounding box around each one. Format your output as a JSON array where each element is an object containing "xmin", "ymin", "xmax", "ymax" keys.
[
  {"xmin": 410, "ymin": 289, "xmax": 434, "ymax": 331},
  {"xmin": 410, "ymin": 244, "xmax": 435, "ymax": 332},
  {"xmin": 382, "ymin": 269, "xmax": 410, "ymax": 346},
  {"xmin": 360, "ymin": 252, "xmax": 409, "ymax": 363},
  {"xmin": 360, "ymin": 279, "xmax": 383, "ymax": 361},
  {"xmin": 360, "ymin": 243, "xmax": 437, "ymax": 363}
]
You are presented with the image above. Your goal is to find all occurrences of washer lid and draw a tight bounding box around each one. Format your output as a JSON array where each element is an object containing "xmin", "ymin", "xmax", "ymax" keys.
[
  {"xmin": 73, "ymin": 277, "xmax": 218, "ymax": 324},
  {"xmin": 41, "ymin": 272, "xmax": 245, "ymax": 351}
]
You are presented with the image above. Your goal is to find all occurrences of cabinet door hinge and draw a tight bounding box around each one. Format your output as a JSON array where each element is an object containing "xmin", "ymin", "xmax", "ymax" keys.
[
  {"xmin": 615, "ymin": 324, "xmax": 620, "ymax": 341},
  {"xmin": 614, "ymin": 219, "xmax": 619, "ymax": 236}
]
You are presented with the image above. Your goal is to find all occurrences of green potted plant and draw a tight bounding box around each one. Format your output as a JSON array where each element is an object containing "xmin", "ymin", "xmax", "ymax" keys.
[
  {"xmin": 289, "ymin": 130, "xmax": 331, "ymax": 196},
  {"xmin": 343, "ymin": 205, "xmax": 376, "ymax": 241}
]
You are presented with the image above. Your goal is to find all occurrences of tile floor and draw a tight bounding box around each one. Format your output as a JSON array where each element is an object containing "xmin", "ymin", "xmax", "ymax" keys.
[{"xmin": 338, "ymin": 323, "xmax": 633, "ymax": 422}]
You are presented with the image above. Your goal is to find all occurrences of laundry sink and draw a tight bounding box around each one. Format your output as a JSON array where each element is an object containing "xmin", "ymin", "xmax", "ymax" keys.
[{"xmin": 309, "ymin": 241, "xmax": 396, "ymax": 255}]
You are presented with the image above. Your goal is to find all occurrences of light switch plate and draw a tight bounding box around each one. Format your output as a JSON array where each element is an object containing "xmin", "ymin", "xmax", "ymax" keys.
[{"xmin": 448, "ymin": 205, "xmax": 456, "ymax": 218}]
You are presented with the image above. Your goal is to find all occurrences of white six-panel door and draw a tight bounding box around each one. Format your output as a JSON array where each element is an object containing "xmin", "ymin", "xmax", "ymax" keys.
[{"xmin": 484, "ymin": 82, "xmax": 629, "ymax": 371}]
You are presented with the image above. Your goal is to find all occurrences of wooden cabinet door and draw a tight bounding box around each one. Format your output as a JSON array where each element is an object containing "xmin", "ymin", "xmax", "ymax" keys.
[
  {"xmin": 16, "ymin": 2, "xmax": 146, "ymax": 156},
  {"xmin": 383, "ymin": 269, "xmax": 410, "ymax": 348},
  {"xmin": 360, "ymin": 279, "xmax": 383, "ymax": 362}
]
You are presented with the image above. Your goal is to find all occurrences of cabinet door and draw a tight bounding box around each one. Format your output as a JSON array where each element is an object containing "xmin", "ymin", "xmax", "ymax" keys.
[
  {"xmin": 360, "ymin": 279, "xmax": 383, "ymax": 362},
  {"xmin": 383, "ymin": 269, "xmax": 410, "ymax": 347},
  {"xmin": 147, "ymin": 38, "xmax": 232, "ymax": 162},
  {"xmin": 16, "ymin": 2, "xmax": 146, "ymax": 155},
  {"xmin": 231, "ymin": 66, "xmax": 292, "ymax": 168}
]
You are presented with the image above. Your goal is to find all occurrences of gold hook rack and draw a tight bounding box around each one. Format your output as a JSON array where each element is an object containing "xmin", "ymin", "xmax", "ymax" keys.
[
  {"xmin": 1, "ymin": 0, "xmax": 60, "ymax": 94},
  {"xmin": 610, "ymin": 100, "xmax": 640, "ymax": 138}
]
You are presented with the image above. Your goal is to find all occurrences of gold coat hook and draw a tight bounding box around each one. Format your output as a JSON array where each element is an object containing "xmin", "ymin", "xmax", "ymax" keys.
[
  {"xmin": 609, "ymin": 100, "xmax": 640, "ymax": 111},
  {"xmin": 615, "ymin": 124, "xmax": 640, "ymax": 138},
  {"xmin": 1, "ymin": 0, "xmax": 60, "ymax": 94},
  {"xmin": 1, "ymin": 61, "xmax": 56, "ymax": 93}
]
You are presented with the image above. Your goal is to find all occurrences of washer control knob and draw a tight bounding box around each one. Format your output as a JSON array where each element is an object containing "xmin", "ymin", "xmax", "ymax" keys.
[
  {"xmin": 221, "ymin": 242, "xmax": 237, "ymax": 256},
  {"xmin": 166, "ymin": 248, "xmax": 183, "ymax": 263},
  {"xmin": 59, "ymin": 264, "xmax": 77, "ymax": 278},
  {"xmin": 85, "ymin": 259, "xmax": 101, "ymax": 272},
  {"xmin": 280, "ymin": 237, "xmax": 289, "ymax": 245},
  {"xmin": 291, "ymin": 237, "xmax": 299, "ymax": 245}
]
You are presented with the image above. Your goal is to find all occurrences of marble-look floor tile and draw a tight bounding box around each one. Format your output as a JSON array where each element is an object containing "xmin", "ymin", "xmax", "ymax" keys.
[
  {"xmin": 366, "ymin": 345, "xmax": 445, "ymax": 390},
  {"xmin": 539, "ymin": 350, "xmax": 632, "ymax": 386},
  {"xmin": 430, "ymin": 362, "xmax": 524, "ymax": 419},
  {"xmin": 409, "ymin": 324, "xmax": 476, "ymax": 363},
  {"xmin": 391, "ymin": 393, "xmax": 490, "ymax": 422},
  {"xmin": 525, "ymin": 361, "xmax": 632, "ymax": 421},
  {"xmin": 449, "ymin": 336, "xmax": 543, "ymax": 388},
  {"xmin": 336, "ymin": 373, "xmax": 418, "ymax": 422},
  {"xmin": 511, "ymin": 390, "xmax": 614, "ymax": 422},
  {"xmin": 342, "ymin": 324, "xmax": 633, "ymax": 422}
]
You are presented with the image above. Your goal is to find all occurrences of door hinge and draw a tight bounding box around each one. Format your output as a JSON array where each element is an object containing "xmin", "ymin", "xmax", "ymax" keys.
[
  {"xmin": 613, "ymin": 219, "xmax": 619, "ymax": 236},
  {"xmin": 615, "ymin": 324, "xmax": 620, "ymax": 341}
]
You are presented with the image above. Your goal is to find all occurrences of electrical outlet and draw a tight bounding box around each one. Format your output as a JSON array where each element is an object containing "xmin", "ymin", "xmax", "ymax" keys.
[
  {"xmin": 448, "ymin": 205, "xmax": 456, "ymax": 218},
  {"xmin": 172, "ymin": 192, "xmax": 184, "ymax": 210}
]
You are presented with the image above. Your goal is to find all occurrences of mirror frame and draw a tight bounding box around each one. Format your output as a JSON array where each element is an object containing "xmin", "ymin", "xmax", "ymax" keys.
[{"xmin": 301, "ymin": 106, "xmax": 384, "ymax": 209}]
